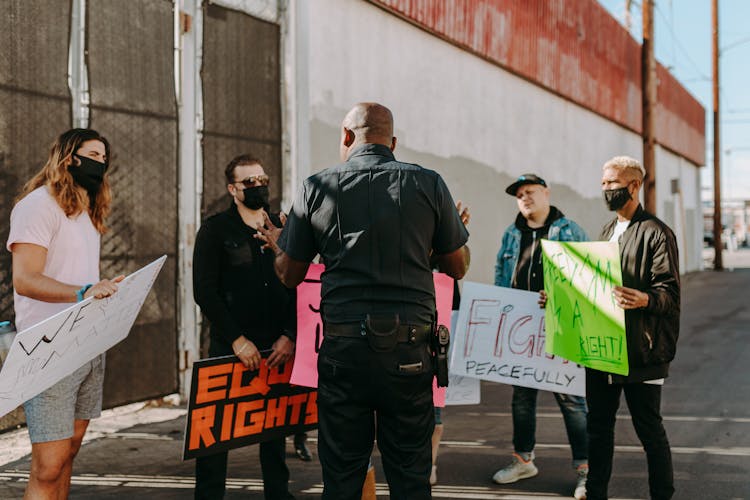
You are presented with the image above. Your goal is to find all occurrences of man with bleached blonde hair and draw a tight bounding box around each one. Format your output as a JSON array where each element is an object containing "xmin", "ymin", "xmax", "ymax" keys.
[{"xmin": 586, "ymin": 155, "xmax": 680, "ymax": 500}]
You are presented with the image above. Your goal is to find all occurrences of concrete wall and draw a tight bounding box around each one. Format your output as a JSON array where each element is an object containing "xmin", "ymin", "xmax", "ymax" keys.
[{"xmin": 294, "ymin": 0, "xmax": 703, "ymax": 279}]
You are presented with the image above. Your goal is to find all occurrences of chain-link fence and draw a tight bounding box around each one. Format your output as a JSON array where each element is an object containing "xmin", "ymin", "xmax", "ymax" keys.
[
  {"xmin": 88, "ymin": 0, "xmax": 179, "ymax": 406},
  {"xmin": 1, "ymin": 0, "xmax": 284, "ymax": 430},
  {"xmin": 202, "ymin": 3, "xmax": 282, "ymax": 218},
  {"xmin": 0, "ymin": 0, "xmax": 73, "ymax": 430},
  {"xmin": 200, "ymin": 4, "xmax": 282, "ymax": 357}
]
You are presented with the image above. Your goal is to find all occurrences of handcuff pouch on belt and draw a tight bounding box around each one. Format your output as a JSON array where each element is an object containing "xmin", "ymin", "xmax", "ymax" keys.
[
  {"xmin": 364, "ymin": 314, "xmax": 400, "ymax": 353},
  {"xmin": 432, "ymin": 324, "xmax": 450, "ymax": 387}
]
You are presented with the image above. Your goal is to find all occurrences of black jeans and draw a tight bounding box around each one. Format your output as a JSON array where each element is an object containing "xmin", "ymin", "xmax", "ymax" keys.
[
  {"xmin": 317, "ymin": 334, "xmax": 434, "ymax": 500},
  {"xmin": 194, "ymin": 341, "xmax": 294, "ymax": 500},
  {"xmin": 585, "ymin": 369, "xmax": 674, "ymax": 500},
  {"xmin": 194, "ymin": 437, "xmax": 293, "ymax": 500}
]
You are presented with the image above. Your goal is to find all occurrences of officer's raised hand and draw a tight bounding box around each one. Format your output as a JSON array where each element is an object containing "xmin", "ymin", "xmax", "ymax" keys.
[{"xmin": 255, "ymin": 211, "xmax": 285, "ymax": 255}]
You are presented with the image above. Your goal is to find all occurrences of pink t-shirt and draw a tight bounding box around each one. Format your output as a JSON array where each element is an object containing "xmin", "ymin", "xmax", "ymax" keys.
[{"xmin": 6, "ymin": 186, "xmax": 100, "ymax": 332}]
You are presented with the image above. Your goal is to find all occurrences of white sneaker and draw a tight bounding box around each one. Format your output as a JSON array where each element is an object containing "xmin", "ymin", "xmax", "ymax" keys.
[
  {"xmin": 492, "ymin": 454, "xmax": 538, "ymax": 484},
  {"xmin": 573, "ymin": 465, "xmax": 588, "ymax": 500}
]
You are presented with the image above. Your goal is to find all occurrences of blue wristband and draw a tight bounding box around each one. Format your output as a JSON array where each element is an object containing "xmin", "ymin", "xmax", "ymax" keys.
[{"xmin": 76, "ymin": 284, "xmax": 93, "ymax": 302}]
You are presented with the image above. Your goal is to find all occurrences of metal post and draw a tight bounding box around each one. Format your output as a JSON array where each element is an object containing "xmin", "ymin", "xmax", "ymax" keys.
[
  {"xmin": 68, "ymin": 0, "xmax": 89, "ymax": 128},
  {"xmin": 712, "ymin": 0, "xmax": 723, "ymax": 270},
  {"xmin": 641, "ymin": 0, "xmax": 656, "ymax": 214},
  {"xmin": 176, "ymin": 0, "xmax": 205, "ymax": 399}
]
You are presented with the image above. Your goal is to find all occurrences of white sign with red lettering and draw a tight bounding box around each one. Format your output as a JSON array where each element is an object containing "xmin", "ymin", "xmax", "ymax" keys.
[{"xmin": 450, "ymin": 282, "xmax": 584, "ymax": 397}]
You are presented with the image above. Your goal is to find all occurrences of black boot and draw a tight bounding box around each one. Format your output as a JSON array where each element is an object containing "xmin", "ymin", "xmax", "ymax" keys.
[{"xmin": 293, "ymin": 433, "xmax": 312, "ymax": 461}]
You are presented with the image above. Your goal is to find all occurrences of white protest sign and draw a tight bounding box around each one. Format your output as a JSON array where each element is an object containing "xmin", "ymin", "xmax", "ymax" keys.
[
  {"xmin": 0, "ymin": 256, "xmax": 166, "ymax": 418},
  {"xmin": 450, "ymin": 282, "xmax": 584, "ymax": 397},
  {"xmin": 445, "ymin": 374, "xmax": 481, "ymax": 405},
  {"xmin": 445, "ymin": 310, "xmax": 480, "ymax": 405}
]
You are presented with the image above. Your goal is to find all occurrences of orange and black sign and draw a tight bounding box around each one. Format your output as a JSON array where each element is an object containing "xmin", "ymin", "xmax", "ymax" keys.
[{"xmin": 183, "ymin": 355, "xmax": 318, "ymax": 460}]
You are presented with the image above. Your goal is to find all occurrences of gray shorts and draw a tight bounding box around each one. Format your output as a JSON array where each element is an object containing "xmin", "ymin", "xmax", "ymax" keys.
[{"xmin": 23, "ymin": 354, "xmax": 105, "ymax": 443}]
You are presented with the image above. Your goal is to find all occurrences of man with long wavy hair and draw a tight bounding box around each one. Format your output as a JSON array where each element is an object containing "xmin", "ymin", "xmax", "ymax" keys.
[{"xmin": 7, "ymin": 128, "xmax": 124, "ymax": 499}]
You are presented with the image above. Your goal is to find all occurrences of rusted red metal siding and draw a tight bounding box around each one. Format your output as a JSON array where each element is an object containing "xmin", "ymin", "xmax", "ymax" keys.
[{"xmin": 369, "ymin": 0, "xmax": 705, "ymax": 166}]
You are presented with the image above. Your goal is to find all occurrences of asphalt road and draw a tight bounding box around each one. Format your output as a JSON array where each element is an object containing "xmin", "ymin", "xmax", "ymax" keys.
[{"xmin": 1, "ymin": 260, "xmax": 749, "ymax": 499}]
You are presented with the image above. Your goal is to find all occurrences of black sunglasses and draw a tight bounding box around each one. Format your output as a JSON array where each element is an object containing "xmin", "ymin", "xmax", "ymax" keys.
[{"xmin": 234, "ymin": 174, "xmax": 270, "ymax": 188}]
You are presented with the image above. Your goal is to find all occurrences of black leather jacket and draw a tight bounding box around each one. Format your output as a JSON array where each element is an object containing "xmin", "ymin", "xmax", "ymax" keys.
[{"xmin": 599, "ymin": 205, "xmax": 680, "ymax": 383}]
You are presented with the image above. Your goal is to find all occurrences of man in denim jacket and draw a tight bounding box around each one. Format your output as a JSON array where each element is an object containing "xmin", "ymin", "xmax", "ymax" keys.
[{"xmin": 492, "ymin": 174, "xmax": 589, "ymax": 500}]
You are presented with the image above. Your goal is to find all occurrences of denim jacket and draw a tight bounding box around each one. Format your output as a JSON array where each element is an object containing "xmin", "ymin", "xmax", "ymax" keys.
[{"xmin": 494, "ymin": 210, "xmax": 588, "ymax": 287}]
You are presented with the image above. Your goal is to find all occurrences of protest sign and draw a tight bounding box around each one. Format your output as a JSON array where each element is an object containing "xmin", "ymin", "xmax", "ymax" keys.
[
  {"xmin": 445, "ymin": 310, "xmax": 480, "ymax": 406},
  {"xmin": 450, "ymin": 282, "xmax": 584, "ymax": 397},
  {"xmin": 290, "ymin": 267, "xmax": 454, "ymax": 407},
  {"xmin": 289, "ymin": 264, "xmax": 324, "ymax": 388},
  {"xmin": 444, "ymin": 374, "xmax": 481, "ymax": 405},
  {"xmin": 432, "ymin": 272, "xmax": 454, "ymax": 407},
  {"xmin": 0, "ymin": 256, "xmax": 166, "ymax": 418},
  {"xmin": 541, "ymin": 240, "xmax": 628, "ymax": 375},
  {"xmin": 183, "ymin": 355, "xmax": 317, "ymax": 460}
]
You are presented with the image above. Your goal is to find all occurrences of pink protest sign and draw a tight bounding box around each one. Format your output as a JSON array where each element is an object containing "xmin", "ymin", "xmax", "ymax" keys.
[
  {"xmin": 290, "ymin": 268, "xmax": 455, "ymax": 408},
  {"xmin": 432, "ymin": 272, "xmax": 454, "ymax": 407},
  {"xmin": 290, "ymin": 264, "xmax": 324, "ymax": 388}
]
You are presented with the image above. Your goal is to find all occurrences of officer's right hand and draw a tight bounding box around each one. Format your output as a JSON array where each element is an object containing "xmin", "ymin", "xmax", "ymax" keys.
[
  {"xmin": 232, "ymin": 335, "xmax": 262, "ymax": 370},
  {"xmin": 255, "ymin": 211, "xmax": 283, "ymax": 255}
]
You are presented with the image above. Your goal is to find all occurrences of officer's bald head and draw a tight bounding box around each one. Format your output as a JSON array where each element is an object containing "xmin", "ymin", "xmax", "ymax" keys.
[{"xmin": 340, "ymin": 102, "xmax": 397, "ymax": 161}]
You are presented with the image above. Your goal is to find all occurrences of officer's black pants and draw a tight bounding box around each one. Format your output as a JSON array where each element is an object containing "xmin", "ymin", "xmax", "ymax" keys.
[{"xmin": 317, "ymin": 335, "xmax": 434, "ymax": 500}]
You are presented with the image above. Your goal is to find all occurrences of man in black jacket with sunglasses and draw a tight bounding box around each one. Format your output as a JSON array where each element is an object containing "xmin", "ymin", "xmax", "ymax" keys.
[{"xmin": 192, "ymin": 154, "xmax": 296, "ymax": 500}]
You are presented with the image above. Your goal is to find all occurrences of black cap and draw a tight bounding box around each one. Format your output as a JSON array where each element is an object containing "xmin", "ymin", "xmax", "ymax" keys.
[{"xmin": 505, "ymin": 174, "xmax": 547, "ymax": 196}]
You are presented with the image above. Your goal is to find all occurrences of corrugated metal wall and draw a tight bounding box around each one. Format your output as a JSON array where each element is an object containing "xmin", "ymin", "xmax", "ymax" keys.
[{"xmin": 369, "ymin": 0, "xmax": 705, "ymax": 166}]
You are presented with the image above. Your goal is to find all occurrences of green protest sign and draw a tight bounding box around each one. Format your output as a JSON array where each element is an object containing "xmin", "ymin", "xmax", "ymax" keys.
[{"xmin": 541, "ymin": 240, "xmax": 628, "ymax": 375}]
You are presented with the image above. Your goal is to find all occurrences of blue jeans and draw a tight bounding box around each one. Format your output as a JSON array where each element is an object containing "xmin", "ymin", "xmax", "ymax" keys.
[{"xmin": 512, "ymin": 385, "xmax": 588, "ymax": 466}]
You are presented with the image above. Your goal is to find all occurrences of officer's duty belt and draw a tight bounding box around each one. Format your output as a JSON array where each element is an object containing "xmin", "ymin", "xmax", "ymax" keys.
[{"xmin": 325, "ymin": 322, "xmax": 431, "ymax": 344}]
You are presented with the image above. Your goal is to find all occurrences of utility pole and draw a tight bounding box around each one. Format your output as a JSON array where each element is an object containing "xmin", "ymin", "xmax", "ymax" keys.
[
  {"xmin": 712, "ymin": 0, "xmax": 723, "ymax": 270},
  {"xmin": 624, "ymin": 0, "xmax": 633, "ymax": 32},
  {"xmin": 641, "ymin": 0, "xmax": 657, "ymax": 213}
]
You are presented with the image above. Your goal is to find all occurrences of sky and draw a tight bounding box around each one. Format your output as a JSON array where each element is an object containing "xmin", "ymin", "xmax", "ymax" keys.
[{"xmin": 598, "ymin": 0, "xmax": 750, "ymax": 202}]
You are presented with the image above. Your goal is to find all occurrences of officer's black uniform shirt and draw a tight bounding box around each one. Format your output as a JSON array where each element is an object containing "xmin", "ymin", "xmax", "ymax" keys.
[
  {"xmin": 193, "ymin": 204, "xmax": 296, "ymax": 353},
  {"xmin": 278, "ymin": 143, "xmax": 468, "ymax": 325}
]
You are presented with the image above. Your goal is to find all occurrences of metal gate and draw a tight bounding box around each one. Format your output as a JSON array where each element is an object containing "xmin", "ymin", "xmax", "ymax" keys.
[
  {"xmin": 87, "ymin": 0, "xmax": 179, "ymax": 406},
  {"xmin": 0, "ymin": 0, "xmax": 74, "ymax": 429},
  {"xmin": 201, "ymin": 3, "xmax": 282, "ymax": 218},
  {"xmin": 200, "ymin": 4, "xmax": 283, "ymax": 356}
]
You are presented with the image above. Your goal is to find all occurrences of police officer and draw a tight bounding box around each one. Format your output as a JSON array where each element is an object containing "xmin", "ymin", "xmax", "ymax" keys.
[
  {"xmin": 192, "ymin": 154, "xmax": 296, "ymax": 500},
  {"xmin": 257, "ymin": 102, "xmax": 470, "ymax": 499}
]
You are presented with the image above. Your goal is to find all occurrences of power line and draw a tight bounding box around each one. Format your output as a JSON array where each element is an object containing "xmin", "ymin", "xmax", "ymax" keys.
[{"xmin": 654, "ymin": 3, "xmax": 711, "ymax": 81}]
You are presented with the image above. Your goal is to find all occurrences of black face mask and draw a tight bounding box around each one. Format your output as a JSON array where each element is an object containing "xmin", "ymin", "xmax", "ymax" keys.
[
  {"xmin": 241, "ymin": 185, "xmax": 269, "ymax": 211},
  {"xmin": 603, "ymin": 185, "xmax": 632, "ymax": 211},
  {"xmin": 69, "ymin": 154, "xmax": 107, "ymax": 197}
]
